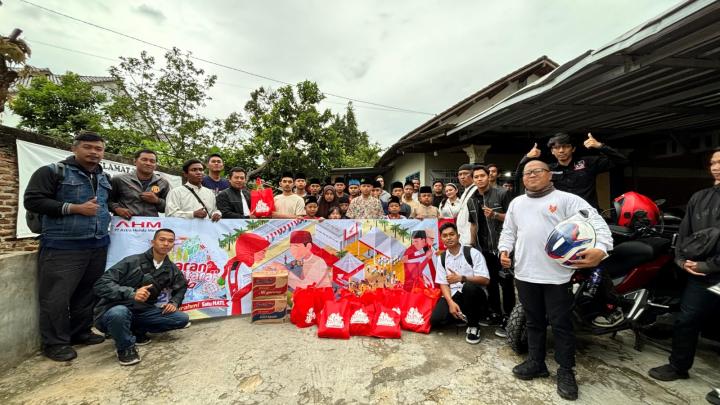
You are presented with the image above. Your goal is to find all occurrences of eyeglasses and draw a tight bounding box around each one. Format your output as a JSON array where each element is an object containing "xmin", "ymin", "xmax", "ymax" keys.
[{"xmin": 522, "ymin": 168, "xmax": 550, "ymax": 177}]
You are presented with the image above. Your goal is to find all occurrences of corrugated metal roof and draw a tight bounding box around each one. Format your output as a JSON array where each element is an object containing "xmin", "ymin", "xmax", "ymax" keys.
[
  {"xmin": 9, "ymin": 66, "xmax": 116, "ymax": 94},
  {"xmin": 447, "ymin": 0, "xmax": 720, "ymax": 140}
]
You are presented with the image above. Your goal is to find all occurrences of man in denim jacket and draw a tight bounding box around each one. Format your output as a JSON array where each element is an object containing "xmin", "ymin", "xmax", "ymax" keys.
[{"xmin": 24, "ymin": 131, "xmax": 112, "ymax": 362}]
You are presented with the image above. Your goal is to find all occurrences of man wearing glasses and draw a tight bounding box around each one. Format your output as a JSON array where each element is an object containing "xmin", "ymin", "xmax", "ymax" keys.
[{"xmin": 517, "ymin": 132, "xmax": 628, "ymax": 208}]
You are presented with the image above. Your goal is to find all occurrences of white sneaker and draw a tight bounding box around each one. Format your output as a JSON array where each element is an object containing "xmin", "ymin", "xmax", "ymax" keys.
[
  {"xmin": 465, "ymin": 326, "xmax": 481, "ymax": 344},
  {"xmin": 592, "ymin": 308, "xmax": 624, "ymax": 328}
]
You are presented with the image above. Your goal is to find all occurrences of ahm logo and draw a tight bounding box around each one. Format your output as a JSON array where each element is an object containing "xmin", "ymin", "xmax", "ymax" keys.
[{"xmin": 115, "ymin": 220, "xmax": 162, "ymax": 229}]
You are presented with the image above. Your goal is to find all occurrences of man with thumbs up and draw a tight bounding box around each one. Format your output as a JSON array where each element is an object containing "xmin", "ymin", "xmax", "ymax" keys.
[
  {"xmin": 93, "ymin": 228, "xmax": 189, "ymax": 366},
  {"xmin": 24, "ymin": 131, "xmax": 113, "ymax": 362},
  {"xmin": 517, "ymin": 132, "xmax": 628, "ymax": 209}
]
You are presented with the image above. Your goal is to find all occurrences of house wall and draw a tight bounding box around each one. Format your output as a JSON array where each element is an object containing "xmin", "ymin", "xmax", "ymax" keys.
[{"xmin": 385, "ymin": 153, "xmax": 426, "ymax": 185}]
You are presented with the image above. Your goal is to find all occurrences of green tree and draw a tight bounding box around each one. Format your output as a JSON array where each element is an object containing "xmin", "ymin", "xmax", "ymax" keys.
[
  {"xmin": 104, "ymin": 47, "xmax": 245, "ymax": 166},
  {"xmin": 332, "ymin": 103, "xmax": 383, "ymax": 168},
  {"xmin": 9, "ymin": 73, "xmax": 106, "ymax": 141}
]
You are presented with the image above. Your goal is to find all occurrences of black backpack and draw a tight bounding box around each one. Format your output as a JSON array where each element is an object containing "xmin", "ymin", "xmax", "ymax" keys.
[
  {"xmin": 440, "ymin": 245, "xmax": 474, "ymax": 269},
  {"xmin": 25, "ymin": 163, "xmax": 65, "ymax": 234}
]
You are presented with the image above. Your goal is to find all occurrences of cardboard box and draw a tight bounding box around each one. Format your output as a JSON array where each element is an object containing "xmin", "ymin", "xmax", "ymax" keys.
[
  {"xmin": 251, "ymin": 297, "xmax": 287, "ymax": 323},
  {"xmin": 252, "ymin": 269, "xmax": 288, "ymax": 298}
]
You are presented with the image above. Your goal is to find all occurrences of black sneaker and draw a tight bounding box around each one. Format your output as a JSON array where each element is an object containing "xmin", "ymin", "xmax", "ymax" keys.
[
  {"xmin": 465, "ymin": 326, "xmax": 481, "ymax": 344},
  {"xmin": 135, "ymin": 334, "xmax": 151, "ymax": 346},
  {"xmin": 707, "ymin": 388, "xmax": 720, "ymax": 405},
  {"xmin": 43, "ymin": 345, "xmax": 77, "ymax": 362},
  {"xmin": 648, "ymin": 364, "xmax": 689, "ymax": 381},
  {"xmin": 512, "ymin": 359, "xmax": 549, "ymax": 380},
  {"xmin": 495, "ymin": 317, "xmax": 508, "ymax": 338},
  {"xmin": 479, "ymin": 313, "xmax": 503, "ymax": 327},
  {"xmin": 592, "ymin": 308, "xmax": 624, "ymax": 328},
  {"xmin": 117, "ymin": 346, "xmax": 141, "ymax": 366},
  {"xmin": 71, "ymin": 331, "xmax": 105, "ymax": 345},
  {"xmin": 557, "ymin": 367, "xmax": 578, "ymax": 401}
]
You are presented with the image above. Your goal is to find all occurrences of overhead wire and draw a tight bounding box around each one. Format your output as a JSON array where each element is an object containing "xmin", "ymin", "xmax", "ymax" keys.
[{"xmin": 18, "ymin": 0, "xmax": 435, "ymax": 116}]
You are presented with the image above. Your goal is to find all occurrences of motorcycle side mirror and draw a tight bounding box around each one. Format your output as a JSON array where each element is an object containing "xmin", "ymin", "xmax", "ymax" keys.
[{"xmin": 654, "ymin": 199, "xmax": 666, "ymax": 207}]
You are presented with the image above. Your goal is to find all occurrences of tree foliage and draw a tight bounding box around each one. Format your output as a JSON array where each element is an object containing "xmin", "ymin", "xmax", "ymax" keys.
[
  {"xmin": 0, "ymin": 30, "xmax": 32, "ymax": 113},
  {"xmin": 104, "ymin": 47, "xmax": 244, "ymax": 166},
  {"xmin": 9, "ymin": 72, "xmax": 106, "ymax": 141}
]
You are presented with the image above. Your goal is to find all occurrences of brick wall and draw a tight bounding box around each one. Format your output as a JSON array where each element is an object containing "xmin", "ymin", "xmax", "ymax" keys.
[{"xmin": 0, "ymin": 125, "xmax": 180, "ymax": 254}]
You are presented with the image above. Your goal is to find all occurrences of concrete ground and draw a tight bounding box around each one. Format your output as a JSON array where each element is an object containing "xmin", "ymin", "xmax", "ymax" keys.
[{"xmin": 0, "ymin": 317, "xmax": 717, "ymax": 405}]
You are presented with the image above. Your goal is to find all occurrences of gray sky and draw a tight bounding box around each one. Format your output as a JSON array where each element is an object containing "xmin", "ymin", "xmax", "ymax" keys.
[{"xmin": 4, "ymin": 0, "xmax": 681, "ymax": 148}]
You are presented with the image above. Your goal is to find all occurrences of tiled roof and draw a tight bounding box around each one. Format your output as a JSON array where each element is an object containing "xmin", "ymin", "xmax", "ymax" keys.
[{"xmin": 9, "ymin": 66, "xmax": 116, "ymax": 93}]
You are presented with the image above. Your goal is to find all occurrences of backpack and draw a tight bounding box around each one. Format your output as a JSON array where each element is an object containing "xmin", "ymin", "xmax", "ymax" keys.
[
  {"xmin": 25, "ymin": 163, "xmax": 65, "ymax": 234},
  {"xmin": 440, "ymin": 245, "xmax": 474, "ymax": 269}
]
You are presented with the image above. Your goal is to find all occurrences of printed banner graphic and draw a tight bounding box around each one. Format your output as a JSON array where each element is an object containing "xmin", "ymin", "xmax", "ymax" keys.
[
  {"xmin": 14, "ymin": 139, "xmax": 182, "ymax": 238},
  {"xmin": 107, "ymin": 217, "xmax": 440, "ymax": 320}
]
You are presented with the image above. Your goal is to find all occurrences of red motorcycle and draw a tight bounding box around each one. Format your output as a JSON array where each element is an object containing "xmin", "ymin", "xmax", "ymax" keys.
[{"xmin": 506, "ymin": 192, "xmax": 688, "ymax": 354}]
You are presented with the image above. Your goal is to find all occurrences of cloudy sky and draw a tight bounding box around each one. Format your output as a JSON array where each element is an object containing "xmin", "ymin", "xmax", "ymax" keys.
[{"xmin": 4, "ymin": 0, "xmax": 680, "ymax": 148}]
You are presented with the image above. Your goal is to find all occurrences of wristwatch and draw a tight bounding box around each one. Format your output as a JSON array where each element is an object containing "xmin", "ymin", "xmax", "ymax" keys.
[{"xmin": 461, "ymin": 275, "xmax": 467, "ymax": 283}]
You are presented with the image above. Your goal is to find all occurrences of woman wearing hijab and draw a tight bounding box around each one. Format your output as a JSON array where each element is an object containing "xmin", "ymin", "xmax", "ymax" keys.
[
  {"xmin": 221, "ymin": 233, "xmax": 270, "ymax": 315},
  {"xmin": 317, "ymin": 185, "xmax": 338, "ymax": 218}
]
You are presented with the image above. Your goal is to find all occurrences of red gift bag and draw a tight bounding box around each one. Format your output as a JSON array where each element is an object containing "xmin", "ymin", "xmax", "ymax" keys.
[
  {"xmin": 313, "ymin": 287, "xmax": 335, "ymax": 317},
  {"xmin": 381, "ymin": 288, "xmax": 407, "ymax": 319},
  {"xmin": 401, "ymin": 288, "xmax": 441, "ymax": 334},
  {"xmin": 371, "ymin": 304, "xmax": 402, "ymax": 339},
  {"xmin": 290, "ymin": 286, "xmax": 316, "ymax": 328},
  {"xmin": 317, "ymin": 299, "xmax": 351, "ymax": 339},
  {"xmin": 348, "ymin": 295, "xmax": 375, "ymax": 337},
  {"xmin": 250, "ymin": 180, "xmax": 274, "ymax": 218}
]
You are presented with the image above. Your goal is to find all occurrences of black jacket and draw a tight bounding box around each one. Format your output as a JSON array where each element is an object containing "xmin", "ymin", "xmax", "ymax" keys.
[
  {"xmin": 675, "ymin": 185, "xmax": 720, "ymax": 280},
  {"xmin": 468, "ymin": 186, "xmax": 511, "ymax": 254},
  {"xmin": 216, "ymin": 186, "xmax": 252, "ymax": 218},
  {"xmin": 93, "ymin": 249, "xmax": 188, "ymax": 320},
  {"xmin": 517, "ymin": 145, "xmax": 628, "ymax": 208}
]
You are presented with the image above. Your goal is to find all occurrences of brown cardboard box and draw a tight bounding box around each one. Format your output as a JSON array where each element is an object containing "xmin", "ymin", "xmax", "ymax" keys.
[
  {"xmin": 252, "ymin": 269, "xmax": 289, "ymax": 299},
  {"xmin": 251, "ymin": 297, "xmax": 287, "ymax": 323}
]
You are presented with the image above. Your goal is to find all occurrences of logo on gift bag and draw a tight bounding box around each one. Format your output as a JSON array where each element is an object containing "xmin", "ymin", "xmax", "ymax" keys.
[
  {"xmin": 405, "ymin": 307, "xmax": 424, "ymax": 325},
  {"xmin": 255, "ymin": 200, "xmax": 270, "ymax": 214},
  {"xmin": 377, "ymin": 311, "xmax": 396, "ymax": 327},
  {"xmin": 305, "ymin": 308, "xmax": 316, "ymax": 324},
  {"xmin": 350, "ymin": 309, "xmax": 370, "ymax": 324},
  {"xmin": 326, "ymin": 313, "xmax": 344, "ymax": 329},
  {"xmin": 392, "ymin": 307, "xmax": 401, "ymax": 315}
]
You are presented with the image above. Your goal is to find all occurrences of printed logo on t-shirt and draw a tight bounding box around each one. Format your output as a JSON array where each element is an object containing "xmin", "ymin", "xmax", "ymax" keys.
[
  {"xmin": 574, "ymin": 160, "xmax": 586, "ymax": 171},
  {"xmin": 549, "ymin": 204, "xmax": 558, "ymax": 214}
]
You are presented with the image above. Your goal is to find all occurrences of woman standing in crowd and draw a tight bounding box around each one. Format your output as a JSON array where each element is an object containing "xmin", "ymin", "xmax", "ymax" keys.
[
  {"xmin": 317, "ymin": 185, "xmax": 338, "ymax": 219},
  {"xmin": 439, "ymin": 183, "xmax": 461, "ymax": 218}
]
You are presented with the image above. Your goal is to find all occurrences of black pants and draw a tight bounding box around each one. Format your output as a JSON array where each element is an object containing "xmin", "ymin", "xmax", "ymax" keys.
[
  {"xmin": 482, "ymin": 251, "xmax": 515, "ymax": 317},
  {"xmin": 38, "ymin": 246, "xmax": 108, "ymax": 346},
  {"xmin": 669, "ymin": 276, "xmax": 720, "ymax": 372},
  {"xmin": 430, "ymin": 282, "xmax": 488, "ymax": 327},
  {"xmin": 516, "ymin": 279, "xmax": 575, "ymax": 369}
]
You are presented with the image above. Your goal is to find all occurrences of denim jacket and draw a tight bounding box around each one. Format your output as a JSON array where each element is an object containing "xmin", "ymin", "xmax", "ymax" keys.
[{"xmin": 39, "ymin": 159, "xmax": 112, "ymax": 240}]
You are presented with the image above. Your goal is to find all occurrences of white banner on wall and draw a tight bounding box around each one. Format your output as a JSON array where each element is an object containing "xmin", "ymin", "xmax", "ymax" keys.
[{"xmin": 15, "ymin": 139, "xmax": 182, "ymax": 239}]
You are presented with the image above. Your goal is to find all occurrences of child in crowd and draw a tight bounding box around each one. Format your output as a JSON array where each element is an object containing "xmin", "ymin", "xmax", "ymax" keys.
[
  {"xmin": 414, "ymin": 186, "xmax": 440, "ymax": 219},
  {"xmin": 338, "ymin": 195, "xmax": 350, "ymax": 216},
  {"xmin": 384, "ymin": 196, "xmax": 406, "ymax": 219},
  {"xmin": 328, "ymin": 206, "xmax": 344, "ymax": 219},
  {"xmin": 303, "ymin": 195, "xmax": 321, "ymax": 219}
]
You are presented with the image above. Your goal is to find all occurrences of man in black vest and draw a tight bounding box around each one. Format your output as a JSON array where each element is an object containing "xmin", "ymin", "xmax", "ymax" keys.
[{"xmin": 216, "ymin": 167, "xmax": 252, "ymax": 218}]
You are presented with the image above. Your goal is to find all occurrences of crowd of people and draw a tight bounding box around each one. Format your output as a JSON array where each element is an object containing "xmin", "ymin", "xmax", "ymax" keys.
[{"xmin": 22, "ymin": 130, "xmax": 720, "ymax": 403}]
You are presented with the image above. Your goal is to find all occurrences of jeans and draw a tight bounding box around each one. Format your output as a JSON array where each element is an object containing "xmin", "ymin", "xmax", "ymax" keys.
[
  {"xmin": 430, "ymin": 282, "xmax": 488, "ymax": 327},
  {"xmin": 482, "ymin": 251, "xmax": 516, "ymax": 317},
  {"xmin": 515, "ymin": 279, "xmax": 576, "ymax": 369},
  {"xmin": 96, "ymin": 305, "xmax": 190, "ymax": 351},
  {"xmin": 38, "ymin": 247, "xmax": 107, "ymax": 346},
  {"xmin": 669, "ymin": 276, "xmax": 720, "ymax": 372}
]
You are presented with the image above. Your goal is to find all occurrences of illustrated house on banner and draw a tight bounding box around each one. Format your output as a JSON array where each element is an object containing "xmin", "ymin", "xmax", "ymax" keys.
[
  {"xmin": 332, "ymin": 252, "xmax": 365, "ymax": 287},
  {"xmin": 359, "ymin": 227, "xmax": 406, "ymax": 263},
  {"xmin": 315, "ymin": 220, "xmax": 362, "ymax": 251}
]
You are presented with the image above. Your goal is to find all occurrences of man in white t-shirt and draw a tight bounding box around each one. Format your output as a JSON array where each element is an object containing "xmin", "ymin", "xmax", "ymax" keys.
[
  {"xmin": 272, "ymin": 171, "xmax": 305, "ymax": 219},
  {"xmin": 431, "ymin": 222, "xmax": 490, "ymax": 344},
  {"xmin": 455, "ymin": 163, "xmax": 478, "ymax": 246},
  {"xmin": 498, "ymin": 160, "xmax": 612, "ymax": 401}
]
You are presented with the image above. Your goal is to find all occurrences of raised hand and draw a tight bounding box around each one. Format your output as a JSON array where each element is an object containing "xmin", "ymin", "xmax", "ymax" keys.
[
  {"xmin": 526, "ymin": 143, "xmax": 541, "ymax": 158},
  {"xmin": 134, "ymin": 284, "xmax": 153, "ymax": 302},
  {"xmin": 583, "ymin": 132, "xmax": 603, "ymax": 149},
  {"xmin": 71, "ymin": 197, "xmax": 99, "ymax": 217}
]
